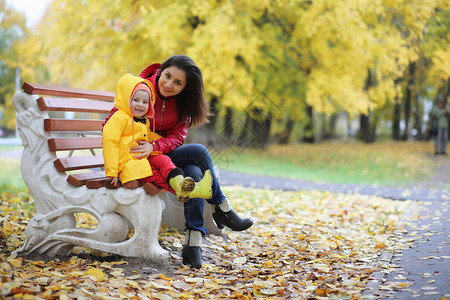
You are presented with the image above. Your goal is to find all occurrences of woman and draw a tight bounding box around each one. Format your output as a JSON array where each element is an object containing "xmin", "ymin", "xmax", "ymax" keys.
[{"xmin": 106, "ymin": 55, "xmax": 253, "ymax": 268}]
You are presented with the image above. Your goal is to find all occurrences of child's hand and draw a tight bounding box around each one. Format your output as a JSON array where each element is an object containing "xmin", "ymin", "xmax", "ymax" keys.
[
  {"xmin": 109, "ymin": 177, "xmax": 119, "ymax": 186},
  {"xmin": 131, "ymin": 140, "xmax": 153, "ymax": 159},
  {"xmin": 105, "ymin": 177, "xmax": 120, "ymax": 189}
]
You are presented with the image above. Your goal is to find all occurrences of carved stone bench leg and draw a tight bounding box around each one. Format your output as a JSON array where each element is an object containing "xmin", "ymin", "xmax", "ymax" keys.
[
  {"xmin": 15, "ymin": 192, "xmax": 169, "ymax": 261},
  {"xmin": 114, "ymin": 192, "xmax": 169, "ymax": 260}
]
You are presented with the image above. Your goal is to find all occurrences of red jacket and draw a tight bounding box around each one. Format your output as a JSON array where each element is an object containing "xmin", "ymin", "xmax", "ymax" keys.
[{"xmin": 105, "ymin": 64, "xmax": 189, "ymax": 154}]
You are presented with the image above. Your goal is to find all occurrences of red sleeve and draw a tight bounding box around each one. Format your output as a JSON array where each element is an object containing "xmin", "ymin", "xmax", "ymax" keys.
[
  {"xmin": 153, "ymin": 120, "xmax": 189, "ymax": 154},
  {"xmin": 103, "ymin": 107, "xmax": 118, "ymax": 128}
]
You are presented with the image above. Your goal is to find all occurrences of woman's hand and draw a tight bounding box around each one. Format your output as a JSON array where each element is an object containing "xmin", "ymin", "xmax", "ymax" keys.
[{"xmin": 130, "ymin": 140, "xmax": 154, "ymax": 159}]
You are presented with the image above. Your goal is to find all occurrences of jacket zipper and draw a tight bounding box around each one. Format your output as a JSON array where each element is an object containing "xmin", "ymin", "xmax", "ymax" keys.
[{"xmin": 159, "ymin": 100, "xmax": 165, "ymax": 130}]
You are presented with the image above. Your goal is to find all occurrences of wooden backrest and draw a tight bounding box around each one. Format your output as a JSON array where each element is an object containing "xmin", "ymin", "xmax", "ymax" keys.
[{"xmin": 23, "ymin": 82, "xmax": 115, "ymax": 188}]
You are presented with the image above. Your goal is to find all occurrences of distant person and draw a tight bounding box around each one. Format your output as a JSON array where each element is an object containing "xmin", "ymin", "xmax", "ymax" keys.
[
  {"xmin": 102, "ymin": 73, "xmax": 213, "ymax": 202},
  {"xmin": 430, "ymin": 99, "xmax": 448, "ymax": 155}
]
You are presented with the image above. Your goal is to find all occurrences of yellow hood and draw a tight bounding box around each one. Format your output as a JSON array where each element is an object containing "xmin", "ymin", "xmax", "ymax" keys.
[
  {"xmin": 114, "ymin": 73, "xmax": 156, "ymax": 118},
  {"xmin": 103, "ymin": 73, "xmax": 162, "ymax": 183}
]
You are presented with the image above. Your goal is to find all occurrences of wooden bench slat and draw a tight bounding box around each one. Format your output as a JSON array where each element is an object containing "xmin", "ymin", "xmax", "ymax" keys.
[
  {"xmin": 67, "ymin": 171, "xmax": 106, "ymax": 187},
  {"xmin": 143, "ymin": 182, "xmax": 167, "ymax": 195},
  {"xmin": 54, "ymin": 155, "xmax": 104, "ymax": 172},
  {"xmin": 48, "ymin": 137, "xmax": 103, "ymax": 151},
  {"xmin": 86, "ymin": 178, "xmax": 108, "ymax": 189},
  {"xmin": 23, "ymin": 82, "xmax": 115, "ymax": 102},
  {"xmin": 83, "ymin": 177, "xmax": 166, "ymax": 193},
  {"xmin": 37, "ymin": 97, "xmax": 113, "ymax": 113},
  {"xmin": 44, "ymin": 119, "xmax": 105, "ymax": 132}
]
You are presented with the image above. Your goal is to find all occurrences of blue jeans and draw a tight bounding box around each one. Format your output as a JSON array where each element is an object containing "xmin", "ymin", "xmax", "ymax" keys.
[
  {"xmin": 435, "ymin": 128, "xmax": 448, "ymax": 154},
  {"xmin": 166, "ymin": 143, "xmax": 226, "ymax": 235}
]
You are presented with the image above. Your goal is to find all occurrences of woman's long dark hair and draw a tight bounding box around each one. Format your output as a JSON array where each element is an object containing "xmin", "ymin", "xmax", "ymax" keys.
[{"xmin": 158, "ymin": 55, "xmax": 211, "ymax": 127}]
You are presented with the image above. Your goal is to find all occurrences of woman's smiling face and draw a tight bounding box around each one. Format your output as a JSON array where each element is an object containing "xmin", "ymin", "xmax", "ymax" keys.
[{"xmin": 158, "ymin": 66, "xmax": 187, "ymax": 98}]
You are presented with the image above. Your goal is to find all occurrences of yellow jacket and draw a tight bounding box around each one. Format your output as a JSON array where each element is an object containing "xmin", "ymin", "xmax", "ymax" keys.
[{"xmin": 103, "ymin": 73, "xmax": 163, "ymax": 184}]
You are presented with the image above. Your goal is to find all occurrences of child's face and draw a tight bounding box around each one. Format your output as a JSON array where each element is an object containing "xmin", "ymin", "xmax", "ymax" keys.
[{"xmin": 130, "ymin": 90, "xmax": 150, "ymax": 118}]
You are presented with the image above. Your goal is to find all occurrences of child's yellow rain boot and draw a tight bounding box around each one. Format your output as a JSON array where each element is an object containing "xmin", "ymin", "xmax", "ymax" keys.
[
  {"xmin": 188, "ymin": 170, "xmax": 213, "ymax": 200},
  {"xmin": 168, "ymin": 169, "xmax": 213, "ymax": 203},
  {"xmin": 167, "ymin": 168, "xmax": 195, "ymax": 202}
]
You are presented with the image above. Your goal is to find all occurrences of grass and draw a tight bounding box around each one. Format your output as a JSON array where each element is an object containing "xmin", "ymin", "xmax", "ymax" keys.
[
  {"xmin": 0, "ymin": 159, "xmax": 27, "ymax": 193},
  {"xmin": 0, "ymin": 155, "xmax": 34, "ymax": 215},
  {"xmin": 211, "ymin": 141, "xmax": 436, "ymax": 186}
]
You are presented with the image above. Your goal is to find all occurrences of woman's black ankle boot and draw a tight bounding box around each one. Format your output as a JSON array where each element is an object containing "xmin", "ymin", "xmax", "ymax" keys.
[
  {"xmin": 213, "ymin": 205, "xmax": 253, "ymax": 231},
  {"xmin": 182, "ymin": 246, "xmax": 203, "ymax": 269},
  {"xmin": 182, "ymin": 230, "xmax": 203, "ymax": 269}
]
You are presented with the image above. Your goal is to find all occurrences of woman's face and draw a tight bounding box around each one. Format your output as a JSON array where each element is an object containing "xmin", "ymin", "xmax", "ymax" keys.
[{"xmin": 158, "ymin": 66, "xmax": 187, "ymax": 98}]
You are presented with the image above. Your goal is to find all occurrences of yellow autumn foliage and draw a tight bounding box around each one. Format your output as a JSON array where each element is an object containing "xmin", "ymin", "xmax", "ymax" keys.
[{"xmin": 6, "ymin": 0, "xmax": 449, "ymax": 123}]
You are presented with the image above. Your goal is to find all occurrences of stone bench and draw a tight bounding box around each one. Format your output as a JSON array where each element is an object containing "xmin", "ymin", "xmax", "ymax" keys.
[{"xmin": 12, "ymin": 82, "xmax": 221, "ymax": 262}]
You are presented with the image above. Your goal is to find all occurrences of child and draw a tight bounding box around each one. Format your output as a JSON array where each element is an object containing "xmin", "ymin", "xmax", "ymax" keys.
[{"xmin": 102, "ymin": 73, "xmax": 213, "ymax": 202}]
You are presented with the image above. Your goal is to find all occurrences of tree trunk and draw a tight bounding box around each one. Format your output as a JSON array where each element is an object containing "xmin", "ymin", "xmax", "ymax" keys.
[
  {"xmin": 278, "ymin": 118, "xmax": 294, "ymax": 144},
  {"xmin": 303, "ymin": 105, "xmax": 314, "ymax": 143},
  {"xmin": 205, "ymin": 97, "xmax": 218, "ymax": 144},
  {"xmin": 359, "ymin": 114, "xmax": 375, "ymax": 143},
  {"xmin": 402, "ymin": 88, "xmax": 411, "ymax": 140},
  {"xmin": 260, "ymin": 114, "xmax": 272, "ymax": 149},
  {"xmin": 393, "ymin": 98, "xmax": 401, "ymax": 140},
  {"xmin": 224, "ymin": 107, "xmax": 234, "ymax": 140},
  {"xmin": 359, "ymin": 68, "xmax": 376, "ymax": 143},
  {"xmin": 237, "ymin": 112, "xmax": 251, "ymax": 148},
  {"xmin": 445, "ymin": 79, "xmax": 450, "ymax": 139},
  {"xmin": 324, "ymin": 114, "xmax": 337, "ymax": 140},
  {"xmin": 402, "ymin": 62, "xmax": 415, "ymax": 140},
  {"xmin": 413, "ymin": 93, "xmax": 422, "ymax": 140},
  {"xmin": 248, "ymin": 108, "xmax": 271, "ymax": 149}
]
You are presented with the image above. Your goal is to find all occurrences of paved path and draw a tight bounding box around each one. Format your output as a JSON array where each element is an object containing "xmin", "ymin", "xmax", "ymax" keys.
[
  {"xmin": 1, "ymin": 146, "xmax": 449, "ymax": 299},
  {"xmin": 220, "ymin": 170, "xmax": 450, "ymax": 202}
]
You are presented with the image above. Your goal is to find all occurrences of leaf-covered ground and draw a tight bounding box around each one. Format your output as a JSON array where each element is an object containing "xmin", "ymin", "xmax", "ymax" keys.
[{"xmin": 0, "ymin": 186, "xmax": 426, "ymax": 299}]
